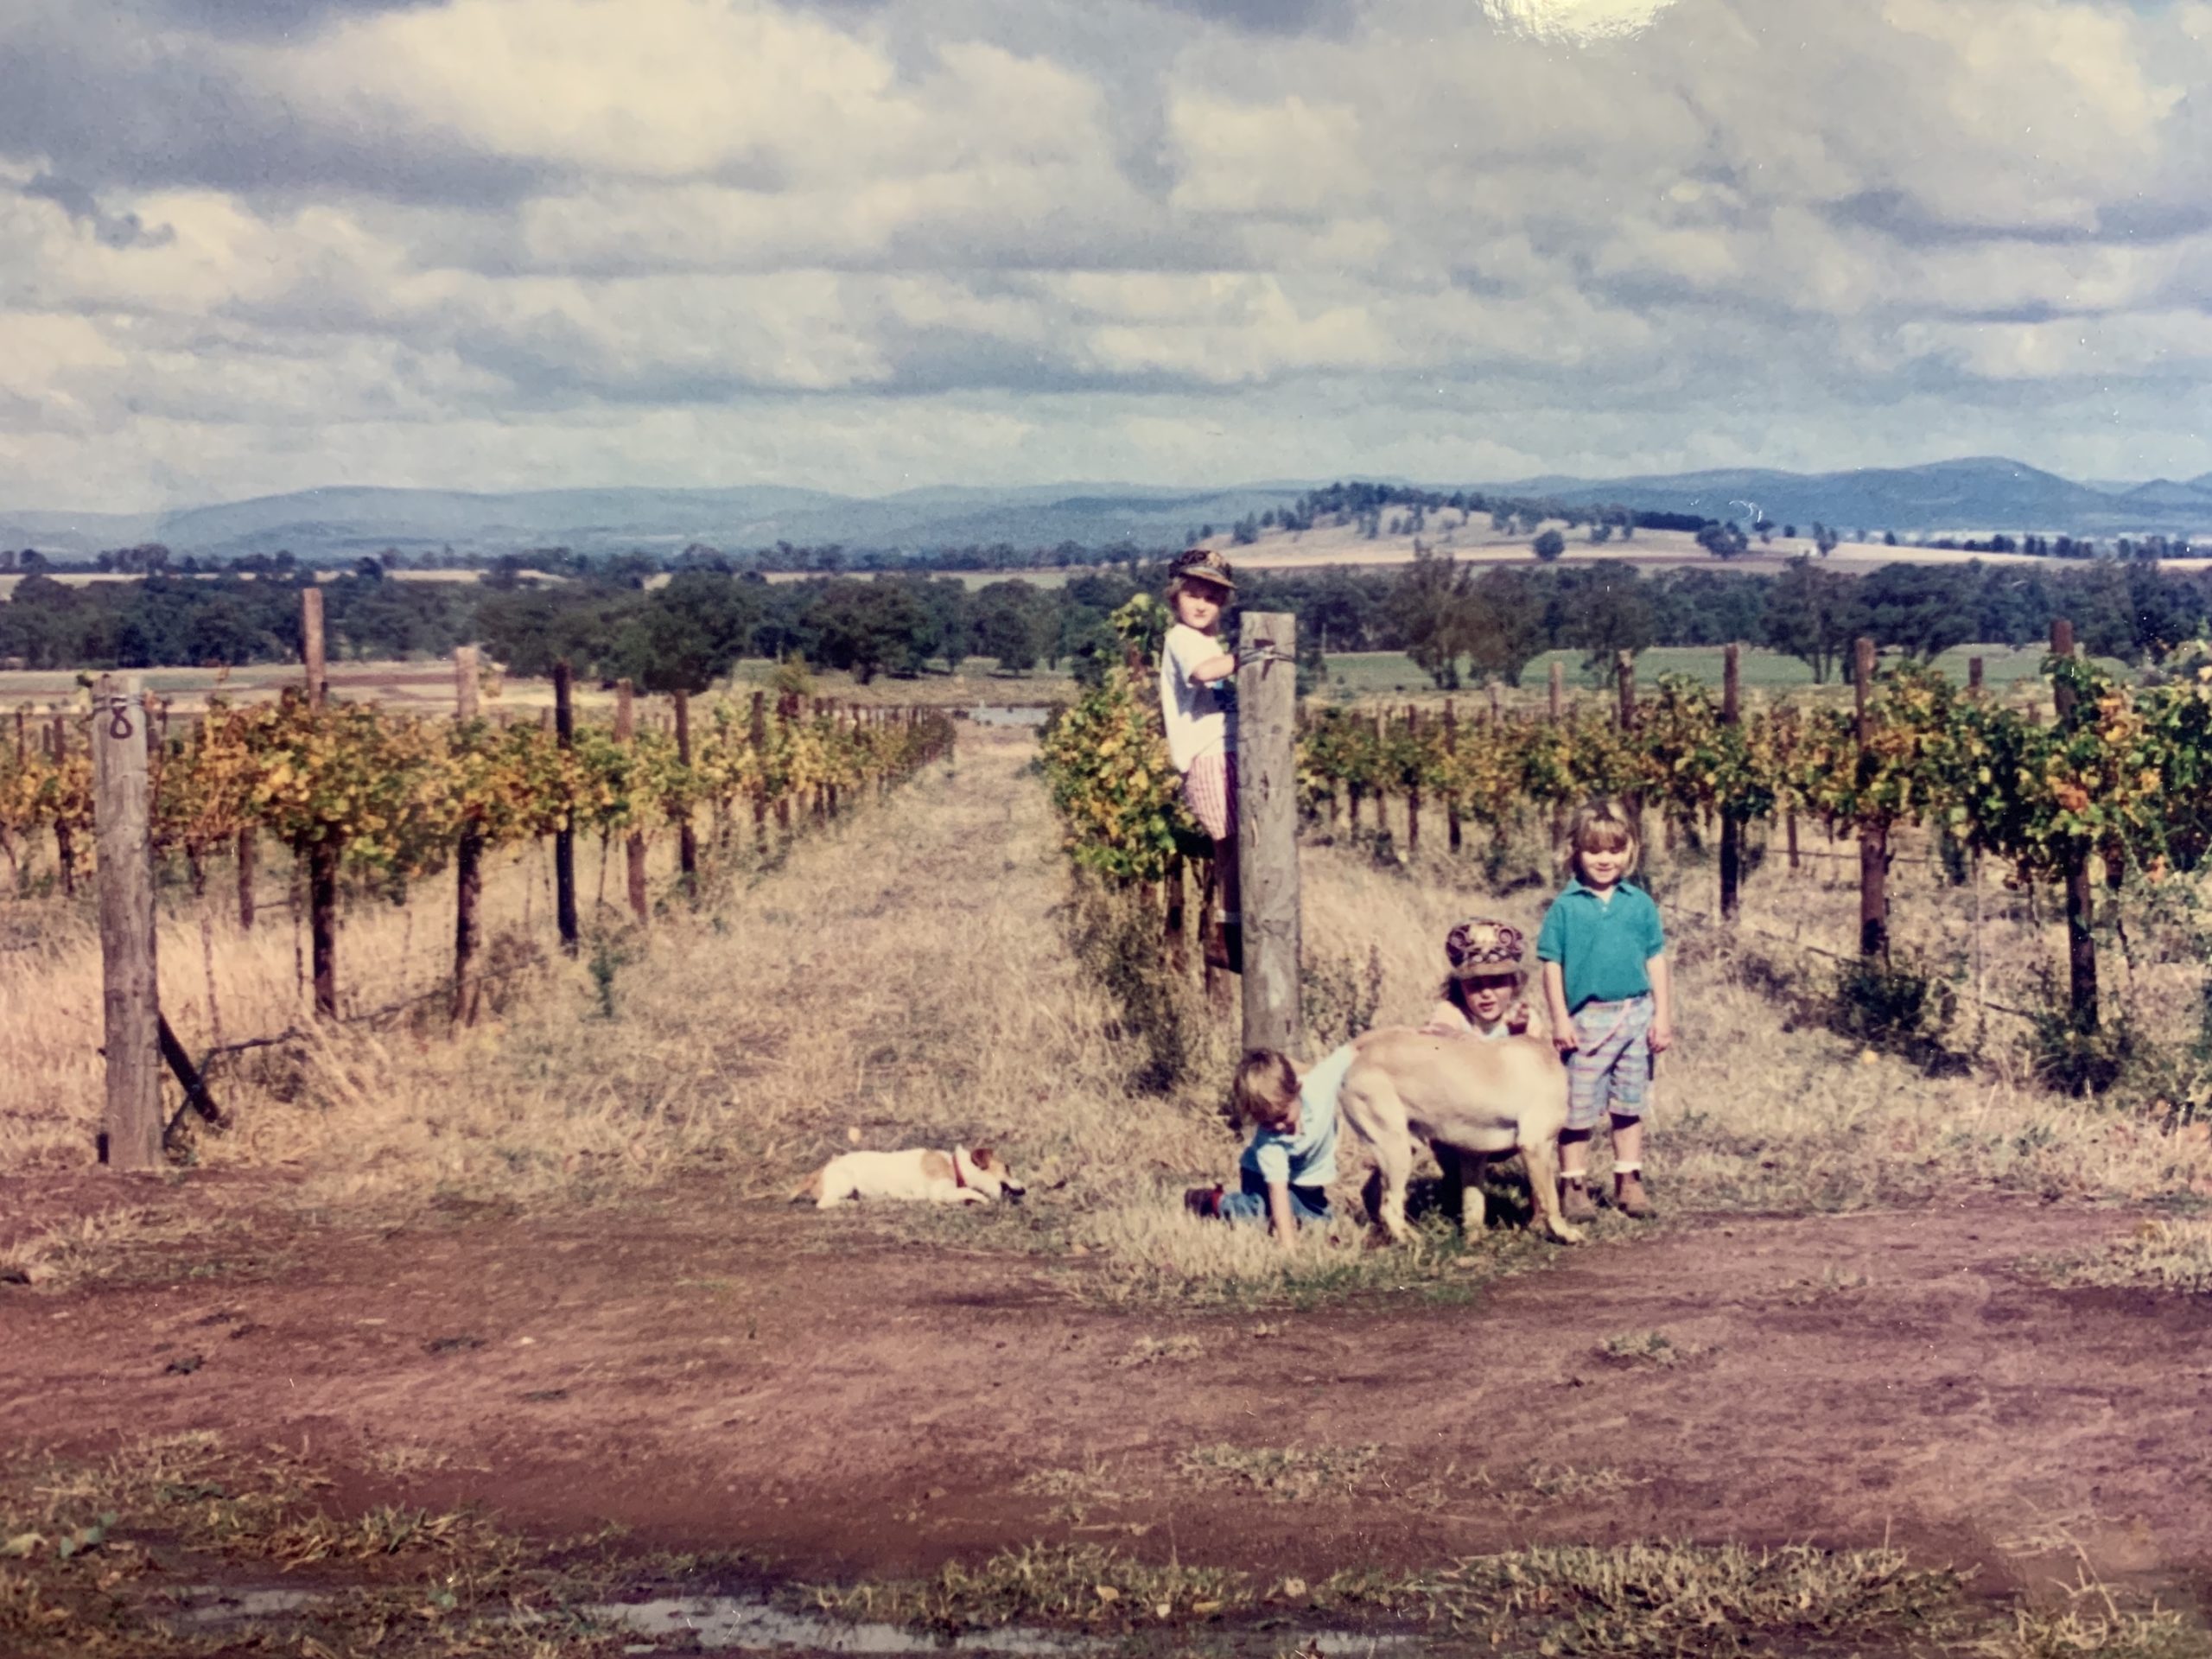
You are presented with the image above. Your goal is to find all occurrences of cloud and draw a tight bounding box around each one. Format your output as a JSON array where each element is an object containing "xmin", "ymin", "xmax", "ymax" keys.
[
  {"xmin": 1476, "ymin": 0, "xmax": 1681, "ymax": 42},
  {"xmin": 1, "ymin": 0, "xmax": 2209, "ymax": 509},
  {"xmin": 21, "ymin": 174, "xmax": 175, "ymax": 250}
]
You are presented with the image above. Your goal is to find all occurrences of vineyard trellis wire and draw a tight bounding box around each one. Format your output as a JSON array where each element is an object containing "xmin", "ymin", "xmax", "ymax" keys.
[{"xmin": 1039, "ymin": 620, "xmax": 2212, "ymax": 1047}]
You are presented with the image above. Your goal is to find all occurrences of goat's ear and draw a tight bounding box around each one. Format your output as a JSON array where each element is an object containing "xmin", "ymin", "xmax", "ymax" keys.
[{"xmin": 971, "ymin": 1146, "xmax": 995, "ymax": 1166}]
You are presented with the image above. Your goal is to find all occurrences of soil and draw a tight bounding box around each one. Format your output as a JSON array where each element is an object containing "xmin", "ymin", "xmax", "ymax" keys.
[{"xmin": 7, "ymin": 1182, "xmax": 2212, "ymax": 1611}]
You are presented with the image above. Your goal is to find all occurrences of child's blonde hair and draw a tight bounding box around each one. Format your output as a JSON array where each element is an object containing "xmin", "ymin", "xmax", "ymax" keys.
[
  {"xmin": 1566, "ymin": 798, "xmax": 1641, "ymax": 876},
  {"xmin": 1231, "ymin": 1048, "xmax": 1300, "ymax": 1128}
]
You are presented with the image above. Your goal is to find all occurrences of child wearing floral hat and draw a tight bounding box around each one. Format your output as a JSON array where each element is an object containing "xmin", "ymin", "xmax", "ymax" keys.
[{"xmin": 1423, "ymin": 917, "xmax": 1535, "ymax": 1042}]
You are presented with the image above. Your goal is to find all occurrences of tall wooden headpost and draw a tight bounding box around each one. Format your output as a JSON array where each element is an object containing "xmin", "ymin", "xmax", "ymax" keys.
[
  {"xmin": 1236, "ymin": 613, "xmax": 1300, "ymax": 1057},
  {"xmin": 93, "ymin": 675, "xmax": 162, "ymax": 1170}
]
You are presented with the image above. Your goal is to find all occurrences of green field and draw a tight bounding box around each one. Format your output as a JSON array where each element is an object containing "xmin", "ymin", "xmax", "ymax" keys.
[{"xmin": 1316, "ymin": 644, "xmax": 2126, "ymax": 702}]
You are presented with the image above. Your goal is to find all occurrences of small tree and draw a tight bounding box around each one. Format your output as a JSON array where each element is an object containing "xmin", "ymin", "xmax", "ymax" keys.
[{"xmin": 1532, "ymin": 528, "xmax": 1567, "ymax": 562}]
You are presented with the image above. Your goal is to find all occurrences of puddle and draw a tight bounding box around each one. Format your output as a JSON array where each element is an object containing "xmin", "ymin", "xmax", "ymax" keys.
[
  {"xmin": 170, "ymin": 1587, "xmax": 326, "ymax": 1624},
  {"xmin": 173, "ymin": 1585, "xmax": 1412, "ymax": 1655},
  {"xmin": 965, "ymin": 705, "xmax": 1052, "ymax": 728},
  {"xmin": 588, "ymin": 1596, "xmax": 1094, "ymax": 1652}
]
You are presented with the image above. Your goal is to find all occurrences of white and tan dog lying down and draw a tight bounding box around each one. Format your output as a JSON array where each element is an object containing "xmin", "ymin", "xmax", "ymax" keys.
[
  {"xmin": 1332, "ymin": 1026, "xmax": 1581, "ymax": 1245},
  {"xmin": 792, "ymin": 1146, "xmax": 1025, "ymax": 1208}
]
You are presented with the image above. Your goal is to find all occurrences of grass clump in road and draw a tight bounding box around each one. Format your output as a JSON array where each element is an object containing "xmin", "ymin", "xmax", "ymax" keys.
[
  {"xmin": 1072, "ymin": 1198, "xmax": 1567, "ymax": 1310},
  {"xmin": 1319, "ymin": 1541, "xmax": 1963, "ymax": 1653},
  {"xmin": 2032, "ymin": 1217, "xmax": 2212, "ymax": 1294},
  {"xmin": 801, "ymin": 1537, "xmax": 1985, "ymax": 1653},
  {"xmin": 1597, "ymin": 1330, "xmax": 1708, "ymax": 1367},
  {"xmin": 796, "ymin": 1541, "xmax": 1250, "ymax": 1633},
  {"xmin": 1173, "ymin": 1443, "xmax": 1382, "ymax": 1502},
  {"xmin": 0, "ymin": 1433, "xmax": 595, "ymax": 1659}
]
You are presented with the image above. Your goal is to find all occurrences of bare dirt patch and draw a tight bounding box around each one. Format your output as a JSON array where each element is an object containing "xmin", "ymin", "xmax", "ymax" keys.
[{"xmin": 5, "ymin": 1188, "xmax": 2210, "ymax": 1616}]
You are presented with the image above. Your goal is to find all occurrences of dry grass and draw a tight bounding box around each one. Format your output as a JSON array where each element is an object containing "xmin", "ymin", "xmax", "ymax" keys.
[
  {"xmin": 1173, "ymin": 1442, "xmax": 1382, "ymax": 1502},
  {"xmin": 1300, "ymin": 808, "xmax": 2212, "ymax": 1220},
  {"xmin": 2031, "ymin": 1217, "xmax": 2212, "ymax": 1294},
  {"xmin": 7, "ymin": 721, "xmax": 2211, "ymax": 1305},
  {"xmin": 1597, "ymin": 1330, "xmax": 1708, "ymax": 1367},
  {"xmin": 800, "ymin": 1535, "xmax": 1979, "ymax": 1650}
]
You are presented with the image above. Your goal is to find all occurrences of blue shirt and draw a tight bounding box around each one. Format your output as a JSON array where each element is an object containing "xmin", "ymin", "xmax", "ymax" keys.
[
  {"xmin": 1240, "ymin": 1042, "xmax": 1351, "ymax": 1188},
  {"xmin": 1536, "ymin": 878, "xmax": 1665, "ymax": 1012}
]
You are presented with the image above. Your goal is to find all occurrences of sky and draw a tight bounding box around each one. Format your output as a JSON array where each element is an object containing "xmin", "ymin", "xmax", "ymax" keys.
[{"xmin": 2, "ymin": 0, "xmax": 2209, "ymax": 511}]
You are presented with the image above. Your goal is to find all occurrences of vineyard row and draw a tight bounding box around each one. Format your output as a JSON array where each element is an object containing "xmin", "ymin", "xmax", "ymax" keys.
[
  {"xmin": 11, "ymin": 664, "xmax": 957, "ymax": 1030},
  {"xmin": 1041, "ymin": 607, "xmax": 2212, "ymax": 1039}
]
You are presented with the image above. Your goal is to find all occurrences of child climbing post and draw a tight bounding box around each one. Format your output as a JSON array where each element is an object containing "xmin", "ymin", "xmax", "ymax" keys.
[{"xmin": 1159, "ymin": 547, "xmax": 1239, "ymax": 969}]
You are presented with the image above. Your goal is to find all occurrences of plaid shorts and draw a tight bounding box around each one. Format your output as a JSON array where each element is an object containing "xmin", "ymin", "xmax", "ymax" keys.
[
  {"xmin": 1564, "ymin": 994, "xmax": 1655, "ymax": 1132},
  {"xmin": 1182, "ymin": 751, "xmax": 1238, "ymax": 842}
]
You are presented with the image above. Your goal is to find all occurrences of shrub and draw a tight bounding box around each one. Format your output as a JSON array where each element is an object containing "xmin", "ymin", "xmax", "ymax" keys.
[{"xmin": 1830, "ymin": 953, "xmax": 1957, "ymax": 1065}]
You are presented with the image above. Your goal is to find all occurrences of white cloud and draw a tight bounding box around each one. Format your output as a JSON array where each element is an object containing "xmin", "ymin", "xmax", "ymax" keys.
[
  {"xmin": 1477, "ymin": 0, "xmax": 1682, "ymax": 43},
  {"xmin": 2, "ymin": 0, "xmax": 2210, "ymax": 509}
]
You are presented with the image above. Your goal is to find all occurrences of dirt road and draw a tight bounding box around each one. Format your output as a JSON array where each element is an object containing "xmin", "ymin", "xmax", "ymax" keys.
[{"xmin": 6, "ymin": 1186, "xmax": 2209, "ymax": 1605}]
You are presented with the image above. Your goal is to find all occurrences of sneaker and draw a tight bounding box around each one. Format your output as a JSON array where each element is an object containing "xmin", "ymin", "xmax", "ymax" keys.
[
  {"xmin": 1614, "ymin": 1173, "xmax": 1653, "ymax": 1219},
  {"xmin": 1560, "ymin": 1179, "xmax": 1597, "ymax": 1224},
  {"xmin": 1184, "ymin": 1184, "xmax": 1224, "ymax": 1219}
]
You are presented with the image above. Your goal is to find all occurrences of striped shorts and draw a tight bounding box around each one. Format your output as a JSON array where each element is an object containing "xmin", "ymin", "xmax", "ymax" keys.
[
  {"xmin": 1564, "ymin": 993, "xmax": 1654, "ymax": 1132},
  {"xmin": 1182, "ymin": 751, "xmax": 1238, "ymax": 842}
]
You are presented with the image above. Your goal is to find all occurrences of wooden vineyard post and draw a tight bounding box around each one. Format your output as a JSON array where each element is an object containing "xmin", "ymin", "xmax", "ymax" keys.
[
  {"xmin": 1403, "ymin": 705, "xmax": 1421, "ymax": 855},
  {"xmin": 1163, "ymin": 848, "xmax": 1188, "ymax": 975},
  {"xmin": 1968, "ymin": 655, "xmax": 1985, "ymax": 696},
  {"xmin": 235, "ymin": 810, "xmax": 258, "ymax": 929},
  {"xmin": 301, "ymin": 586, "xmax": 327, "ymax": 710},
  {"xmin": 50, "ymin": 709, "xmax": 76, "ymax": 897},
  {"xmin": 749, "ymin": 691, "xmax": 770, "ymax": 849},
  {"xmin": 553, "ymin": 661, "xmax": 579, "ymax": 957},
  {"xmin": 93, "ymin": 675, "xmax": 162, "ymax": 1171},
  {"xmin": 453, "ymin": 645, "xmax": 485, "ymax": 1025},
  {"xmin": 775, "ymin": 695, "xmax": 795, "ymax": 839},
  {"xmin": 2050, "ymin": 617, "xmax": 2098, "ymax": 1031},
  {"xmin": 297, "ymin": 588, "xmax": 340, "ymax": 1014},
  {"xmin": 1854, "ymin": 636, "xmax": 1887, "ymax": 959},
  {"xmin": 1236, "ymin": 613, "xmax": 1300, "ymax": 1057},
  {"xmin": 1616, "ymin": 650, "xmax": 1643, "ymax": 857},
  {"xmin": 1442, "ymin": 699, "xmax": 1462, "ymax": 854},
  {"xmin": 616, "ymin": 681, "xmax": 649, "ymax": 925},
  {"xmin": 1372, "ymin": 711, "xmax": 1389, "ymax": 844},
  {"xmin": 1548, "ymin": 660, "xmax": 1567, "ymax": 859},
  {"xmin": 1719, "ymin": 643, "xmax": 1744, "ymax": 923},
  {"xmin": 673, "ymin": 690, "xmax": 698, "ymax": 886},
  {"xmin": 454, "ymin": 644, "xmax": 480, "ymax": 722}
]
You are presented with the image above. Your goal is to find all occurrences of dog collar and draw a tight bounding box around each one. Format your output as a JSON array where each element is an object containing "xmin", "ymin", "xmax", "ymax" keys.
[{"xmin": 950, "ymin": 1150, "xmax": 968, "ymax": 1189}]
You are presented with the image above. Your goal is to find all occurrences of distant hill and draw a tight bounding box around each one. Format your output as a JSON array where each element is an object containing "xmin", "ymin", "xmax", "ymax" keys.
[
  {"xmin": 0, "ymin": 507, "xmax": 166, "ymax": 558},
  {"xmin": 1488, "ymin": 457, "xmax": 2207, "ymax": 536},
  {"xmin": 3, "ymin": 457, "xmax": 2206, "ymax": 563}
]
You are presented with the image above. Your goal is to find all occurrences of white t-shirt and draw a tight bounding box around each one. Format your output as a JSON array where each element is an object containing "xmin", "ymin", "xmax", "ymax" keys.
[{"xmin": 1159, "ymin": 622, "xmax": 1236, "ymax": 772}]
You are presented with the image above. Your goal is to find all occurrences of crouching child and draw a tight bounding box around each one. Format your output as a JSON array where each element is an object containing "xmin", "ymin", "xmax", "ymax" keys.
[{"xmin": 1186, "ymin": 1044, "xmax": 1357, "ymax": 1248}]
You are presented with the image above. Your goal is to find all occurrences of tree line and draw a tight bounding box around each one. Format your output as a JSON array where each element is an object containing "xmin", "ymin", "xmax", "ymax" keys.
[{"xmin": 5, "ymin": 554, "xmax": 2209, "ymax": 690}]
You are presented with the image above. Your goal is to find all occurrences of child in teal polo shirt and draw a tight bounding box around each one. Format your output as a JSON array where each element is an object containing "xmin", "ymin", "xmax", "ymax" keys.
[{"xmin": 1536, "ymin": 798, "xmax": 1675, "ymax": 1221}]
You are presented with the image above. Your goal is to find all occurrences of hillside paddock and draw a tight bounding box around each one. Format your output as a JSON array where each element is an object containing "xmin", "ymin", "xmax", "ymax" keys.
[{"xmin": 3, "ymin": 725, "xmax": 2211, "ymax": 1656}]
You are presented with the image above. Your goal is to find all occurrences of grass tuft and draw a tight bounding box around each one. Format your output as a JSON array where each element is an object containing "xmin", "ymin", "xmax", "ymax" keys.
[
  {"xmin": 2032, "ymin": 1217, "xmax": 2212, "ymax": 1294},
  {"xmin": 1173, "ymin": 1443, "xmax": 1382, "ymax": 1503}
]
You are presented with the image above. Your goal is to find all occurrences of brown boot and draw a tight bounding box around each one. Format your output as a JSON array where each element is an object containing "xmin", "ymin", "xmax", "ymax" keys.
[
  {"xmin": 1614, "ymin": 1172, "xmax": 1652, "ymax": 1219},
  {"xmin": 1560, "ymin": 1177, "xmax": 1597, "ymax": 1224}
]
